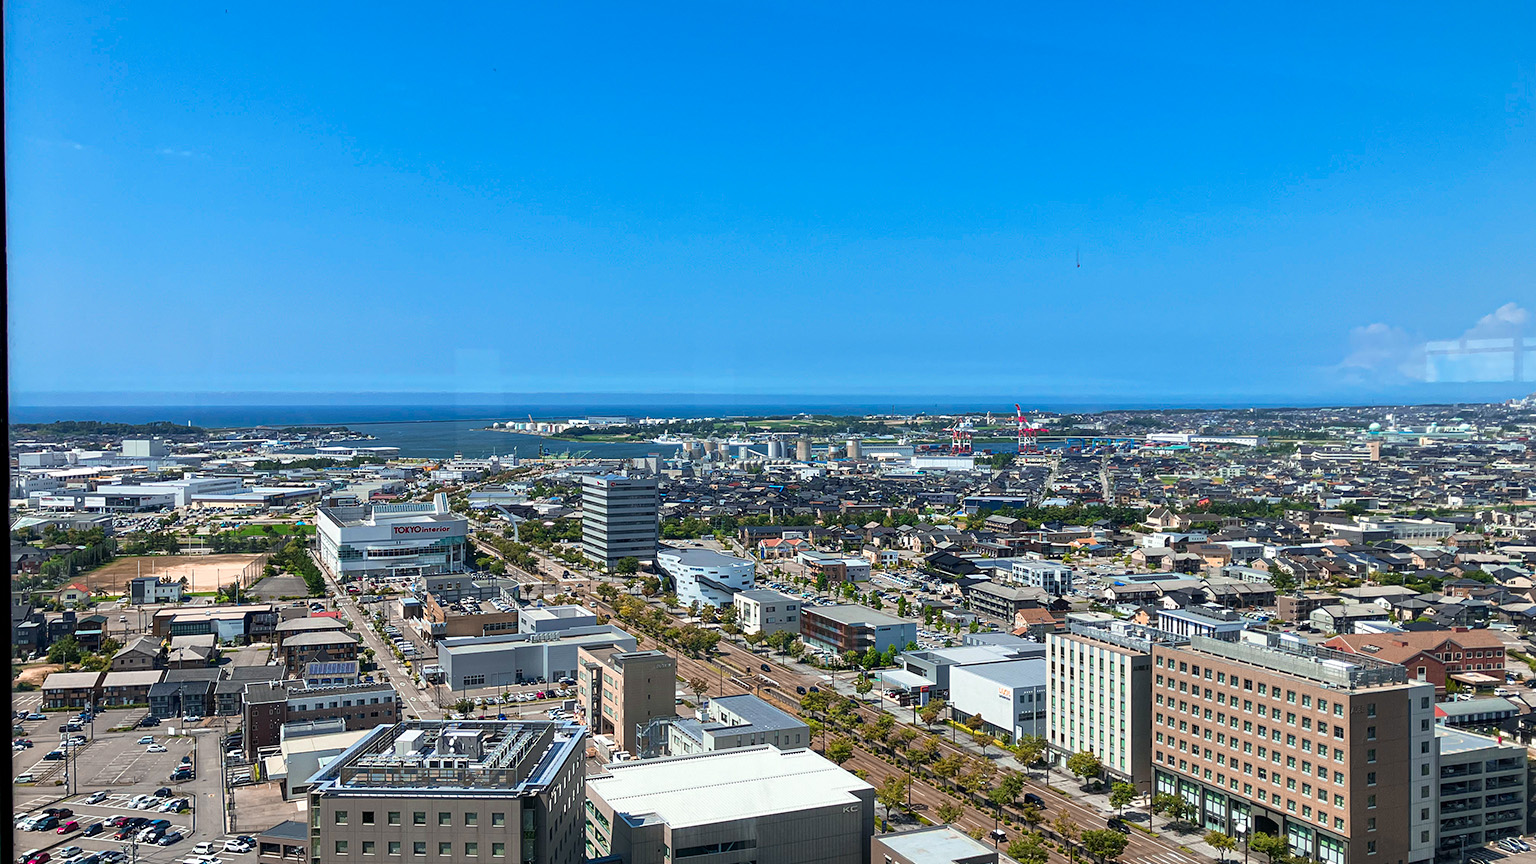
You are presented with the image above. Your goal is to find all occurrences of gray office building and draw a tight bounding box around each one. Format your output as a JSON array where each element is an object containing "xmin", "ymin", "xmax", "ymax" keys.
[
  {"xmin": 580, "ymin": 474, "xmax": 659, "ymax": 569},
  {"xmin": 305, "ymin": 719, "xmax": 587, "ymax": 864}
]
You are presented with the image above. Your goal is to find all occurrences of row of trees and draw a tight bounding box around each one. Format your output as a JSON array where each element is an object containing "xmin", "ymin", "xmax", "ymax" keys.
[
  {"xmin": 609, "ymin": 595, "xmax": 722, "ymax": 657},
  {"xmin": 267, "ymin": 538, "xmax": 324, "ymax": 595}
]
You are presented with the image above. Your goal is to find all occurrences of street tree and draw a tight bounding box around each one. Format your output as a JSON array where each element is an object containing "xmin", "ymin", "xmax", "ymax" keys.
[
  {"xmin": 825, "ymin": 736, "xmax": 855, "ymax": 765},
  {"xmin": 1108, "ymin": 782, "xmax": 1136, "ymax": 815},
  {"xmin": 1006, "ymin": 833, "xmax": 1049, "ymax": 864},
  {"xmin": 1205, "ymin": 830, "xmax": 1237, "ymax": 864},
  {"xmin": 1248, "ymin": 833, "xmax": 1288, "ymax": 864},
  {"xmin": 1065, "ymin": 750, "xmax": 1103, "ymax": 786},
  {"xmin": 1080, "ymin": 829, "xmax": 1129, "ymax": 864},
  {"xmin": 936, "ymin": 802, "xmax": 965, "ymax": 824},
  {"xmin": 687, "ymin": 676, "xmax": 711, "ymax": 704}
]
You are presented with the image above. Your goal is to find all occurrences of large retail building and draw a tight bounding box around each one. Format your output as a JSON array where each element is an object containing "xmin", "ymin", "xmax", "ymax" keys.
[{"xmin": 317, "ymin": 494, "xmax": 469, "ymax": 579}]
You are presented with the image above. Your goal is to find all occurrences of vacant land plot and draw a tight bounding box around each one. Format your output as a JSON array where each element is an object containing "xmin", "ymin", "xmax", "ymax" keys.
[
  {"xmin": 248, "ymin": 573, "xmax": 308, "ymax": 600},
  {"xmin": 86, "ymin": 553, "xmax": 264, "ymax": 593}
]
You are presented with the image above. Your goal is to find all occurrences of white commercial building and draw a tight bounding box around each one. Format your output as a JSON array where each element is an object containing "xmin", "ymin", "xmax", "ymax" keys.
[
  {"xmin": 732, "ymin": 589, "xmax": 801, "ymax": 637},
  {"xmin": 1047, "ymin": 621, "xmax": 1186, "ymax": 787},
  {"xmin": 1010, "ymin": 560, "xmax": 1074, "ymax": 595},
  {"xmin": 585, "ymin": 746, "xmax": 875, "ymax": 864},
  {"xmin": 316, "ymin": 494, "xmax": 469, "ymax": 579},
  {"xmin": 657, "ymin": 545, "xmax": 755, "ymax": 608},
  {"xmin": 518, "ymin": 605, "xmax": 598, "ymax": 634},
  {"xmin": 947, "ymin": 658, "xmax": 1048, "ymax": 742}
]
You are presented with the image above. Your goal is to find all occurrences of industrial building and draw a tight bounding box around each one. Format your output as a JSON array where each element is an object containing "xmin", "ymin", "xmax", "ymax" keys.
[
  {"xmin": 437, "ymin": 625, "xmax": 637, "ymax": 690},
  {"xmin": 656, "ymin": 545, "xmax": 756, "ymax": 608},
  {"xmin": 585, "ymin": 746, "xmax": 875, "ymax": 864},
  {"xmin": 316, "ymin": 494, "xmax": 469, "ymax": 579},
  {"xmin": 580, "ymin": 473, "xmax": 660, "ymax": 569},
  {"xmin": 577, "ymin": 647, "xmax": 676, "ymax": 755},
  {"xmin": 306, "ymin": 720, "xmax": 587, "ymax": 864}
]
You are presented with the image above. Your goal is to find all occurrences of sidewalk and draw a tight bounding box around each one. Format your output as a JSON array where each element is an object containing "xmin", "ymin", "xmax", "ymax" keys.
[{"xmin": 819, "ymin": 673, "xmax": 1221, "ymax": 862}]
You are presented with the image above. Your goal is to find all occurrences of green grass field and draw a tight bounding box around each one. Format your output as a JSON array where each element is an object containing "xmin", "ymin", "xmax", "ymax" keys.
[{"xmin": 233, "ymin": 524, "xmax": 316, "ymax": 537}]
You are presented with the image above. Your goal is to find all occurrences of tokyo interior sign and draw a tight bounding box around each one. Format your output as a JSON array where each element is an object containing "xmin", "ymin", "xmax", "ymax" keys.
[{"xmin": 393, "ymin": 524, "xmax": 455, "ymax": 536}]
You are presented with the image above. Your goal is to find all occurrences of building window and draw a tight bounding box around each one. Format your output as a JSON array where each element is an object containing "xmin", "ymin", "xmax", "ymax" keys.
[
  {"xmin": 413, "ymin": 812, "xmax": 426, "ymax": 826},
  {"xmin": 389, "ymin": 842, "xmax": 401, "ymax": 856},
  {"xmin": 491, "ymin": 812, "xmax": 505, "ymax": 827},
  {"xmin": 439, "ymin": 842, "xmax": 452, "ymax": 856},
  {"xmin": 363, "ymin": 842, "xmax": 376, "ymax": 856},
  {"xmin": 335, "ymin": 812, "xmax": 348, "ymax": 825},
  {"xmin": 336, "ymin": 841, "xmax": 349, "ymax": 855},
  {"xmin": 465, "ymin": 843, "xmax": 478, "ymax": 857},
  {"xmin": 363, "ymin": 812, "xmax": 375, "ymax": 826},
  {"xmin": 439, "ymin": 813, "xmax": 452, "ymax": 827},
  {"xmin": 413, "ymin": 843, "xmax": 426, "ymax": 857},
  {"xmin": 491, "ymin": 843, "xmax": 506, "ymax": 858},
  {"xmin": 388, "ymin": 812, "xmax": 401, "ymax": 826},
  {"xmin": 464, "ymin": 812, "xmax": 478, "ymax": 827}
]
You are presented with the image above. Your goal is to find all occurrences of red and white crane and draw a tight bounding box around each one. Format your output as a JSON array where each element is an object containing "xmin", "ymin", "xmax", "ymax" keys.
[{"xmin": 1014, "ymin": 404, "xmax": 1049, "ymax": 454}]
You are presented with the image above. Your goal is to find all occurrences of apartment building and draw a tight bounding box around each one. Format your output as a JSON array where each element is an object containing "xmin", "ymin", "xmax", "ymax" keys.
[
  {"xmin": 577, "ymin": 647, "xmax": 676, "ymax": 755},
  {"xmin": 306, "ymin": 720, "xmax": 587, "ymax": 864},
  {"xmin": 1150, "ymin": 634, "xmax": 1437, "ymax": 864},
  {"xmin": 1322, "ymin": 628, "xmax": 1508, "ymax": 694},
  {"xmin": 1047, "ymin": 621, "xmax": 1187, "ymax": 788},
  {"xmin": 733, "ymin": 589, "xmax": 801, "ymax": 637},
  {"xmin": 580, "ymin": 474, "xmax": 660, "ymax": 569},
  {"xmin": 585, "ymin": 745, "xmax": 875, "ymax": 864}
]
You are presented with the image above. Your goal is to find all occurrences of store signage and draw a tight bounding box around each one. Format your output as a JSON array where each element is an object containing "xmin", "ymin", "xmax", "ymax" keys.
[{"xmin": 393, "ymin": 524, "xmax": 455, "ymax": 536}]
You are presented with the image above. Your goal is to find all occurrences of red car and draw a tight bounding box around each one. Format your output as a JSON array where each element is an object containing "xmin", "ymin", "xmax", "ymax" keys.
[{"xmin": 56, "ymin": 820, "xmax": 80, "ymax": 834}]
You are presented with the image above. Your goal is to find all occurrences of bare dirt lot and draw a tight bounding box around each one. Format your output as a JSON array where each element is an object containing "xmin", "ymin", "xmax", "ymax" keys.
[
  {"xmin": 86, "ymin": 554, "xmax": 264, "ymax": 593},
  {"xmin": 15, "ymin": 662, "xmax": 63, "ymax": 687}
]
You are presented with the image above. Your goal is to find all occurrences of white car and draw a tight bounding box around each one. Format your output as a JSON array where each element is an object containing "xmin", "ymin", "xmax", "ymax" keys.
[
  {"xmin": 147, "ymin": 744, "xmax": 168, "ymax": 753},
  {"xmin": 181, "ymin": 715, "xmax": 203, "ymax": 724},
  {"xmin": 15, "ymin": 773, "xmax": 35, "ymax": 784},
  {"xmin": 84, "ymin": 790, "xmax": 109, "ymax": 804},
  {"xmin": 223, "ymin": 839, "xmax": 252, "ymax": 852},
  {"xmin": 193, "ymin": 842, "xmax": 215, "ymax": 855},
  {"xmin": 138, "ymin": 736, "xmax": 155, "ymax": 745}
]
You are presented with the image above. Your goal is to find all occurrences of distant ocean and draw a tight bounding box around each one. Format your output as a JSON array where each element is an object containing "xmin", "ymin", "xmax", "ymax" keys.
[{"xmin": 8, "ymin": 402, "xmax": 1124, "ymax": 459}]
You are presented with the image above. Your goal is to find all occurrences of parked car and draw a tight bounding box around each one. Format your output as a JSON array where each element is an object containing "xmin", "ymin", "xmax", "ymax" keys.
[
  {"xmin": 156, "ymin": 831, "xmax": 184, "ymax": 846},
  {"xmin": 138, "ymin": 736, "xmax": 155, "ymax": 745},
  {"xmin": 84, "ymin": 790, "xmax": 108, "ymax": 804},
  {"xmin": 181, "ymin": 715, "xmax": 203, "ymax": 724},
  {"xmin": 57, "ymin": 847, "xmax": 83, "ymax": 860},
  {"xmin": 57, "ymin": 820, "xmax": 81, "ymax": 834},
  {"xmin": 193, "ymin": 842, "xmax": 216, "ymax": 855},
  {"xmin": 83, "ymin": 822, "xmax": 105, "ymax": 837},
  {"xmin": 146, "ymin": 744, "xmax": 168, "ymax": 753},
  {"xmin": 15, "ymin": 773, "xmax": 35, "ymax": 783},
  {"xmin": 224, "ymin": 840, "xmax": 253, "ymax": 853}
]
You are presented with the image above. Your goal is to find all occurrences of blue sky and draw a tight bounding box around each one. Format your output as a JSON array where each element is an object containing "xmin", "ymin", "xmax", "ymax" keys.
[{"xmin": 7, "ymin": 2, "xmax": 1536, "ymax": 406}]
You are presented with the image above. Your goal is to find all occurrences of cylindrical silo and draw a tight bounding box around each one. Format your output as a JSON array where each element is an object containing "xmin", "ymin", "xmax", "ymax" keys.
[
  {"xmin": 846, "ymin": 438, "xmax": 861, "ymax": 460},
  {"xmin": 796, "ymin": 436, "xmax": 812, "ymax": 461}
]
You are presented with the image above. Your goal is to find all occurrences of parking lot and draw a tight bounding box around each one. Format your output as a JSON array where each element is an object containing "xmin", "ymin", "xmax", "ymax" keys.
[{"xmin": 14, "ymin": 697, "xmax": 251, "ymax": 864}]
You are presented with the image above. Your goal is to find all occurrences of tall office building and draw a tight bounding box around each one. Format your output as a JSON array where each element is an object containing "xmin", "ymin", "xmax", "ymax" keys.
[
  {"xmin": 577, "ymin": 646, "xmax": 676, "ymax": 755},
  {"xmin": 1047, "ymin": 621, "xmax": 1187, "ymax": 789},
  {"xmin": 585, "ymin": 745, "xmax": 875, "ymax": 864},
  {"xmin": 580, "ymin": 474, "xmax": 659, "ymax": 569},
  {"xmin": 1150, "ymin": 634, "xmax": 1436, "ymax": 864},
  {"xmin": 305, "ymin": 720, "xmax": 587, "ymax": 864}
]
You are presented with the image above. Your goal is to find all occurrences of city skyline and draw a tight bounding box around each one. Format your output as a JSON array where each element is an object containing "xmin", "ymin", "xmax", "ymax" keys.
[{"xmin": 7, "ymin": 3, "xmax": 1535, "ymax": 404}]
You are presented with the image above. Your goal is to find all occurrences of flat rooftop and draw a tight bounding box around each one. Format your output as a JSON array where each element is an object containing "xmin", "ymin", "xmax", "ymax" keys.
[
  {"xmin": 803, "ymin": 604, "xmax": 910, "ymax": 628},
  {"xmin": 440, "ymin": 624, "xmax": 634, "ymax": 656},
  {"xmin": 308, "ymin": 720, "xmax": 583, "ymax": 796},
  {"xmin": 588, "ymin": 745, "xmax": 870, "ymax": 829},
  {"xmin": 657, "ymin": 545, "xmax": 751, "ymax": 566},
  {"xmin": 708, "ymin": 694, "xmax": 803, "ymax": 732},
  {"xmin": 877, "ymin": 825, "xmax": 996, "ymax": 863}
]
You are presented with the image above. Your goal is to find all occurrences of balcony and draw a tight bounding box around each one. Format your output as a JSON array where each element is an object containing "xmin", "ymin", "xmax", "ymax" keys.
[
  {"xmin": 1440, "ymin": 781, "xmax": 1484, "ymax": 797},
  {"xmin": 1485, "ymin": 758, "xmax": 1524, "ymax": 773}
]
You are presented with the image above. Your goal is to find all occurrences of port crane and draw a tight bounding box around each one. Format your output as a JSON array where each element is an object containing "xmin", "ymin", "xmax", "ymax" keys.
[
  {"xmin": 1014, "ymin": 404, "xmax": 1049, "ymax": 453},
  {"xmin": 945, "ymin": 421, "xmax": 974, "ymax": 456}
]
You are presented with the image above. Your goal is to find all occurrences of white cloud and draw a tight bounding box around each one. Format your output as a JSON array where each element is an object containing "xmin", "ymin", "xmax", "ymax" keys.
[
  {"xmin": 1336, "ymin": 302, "xmax": 1531, "ymax": 385},
  {"xmin": 156, "ymin": 147, "xmax": 197, "ymax": 158}
]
